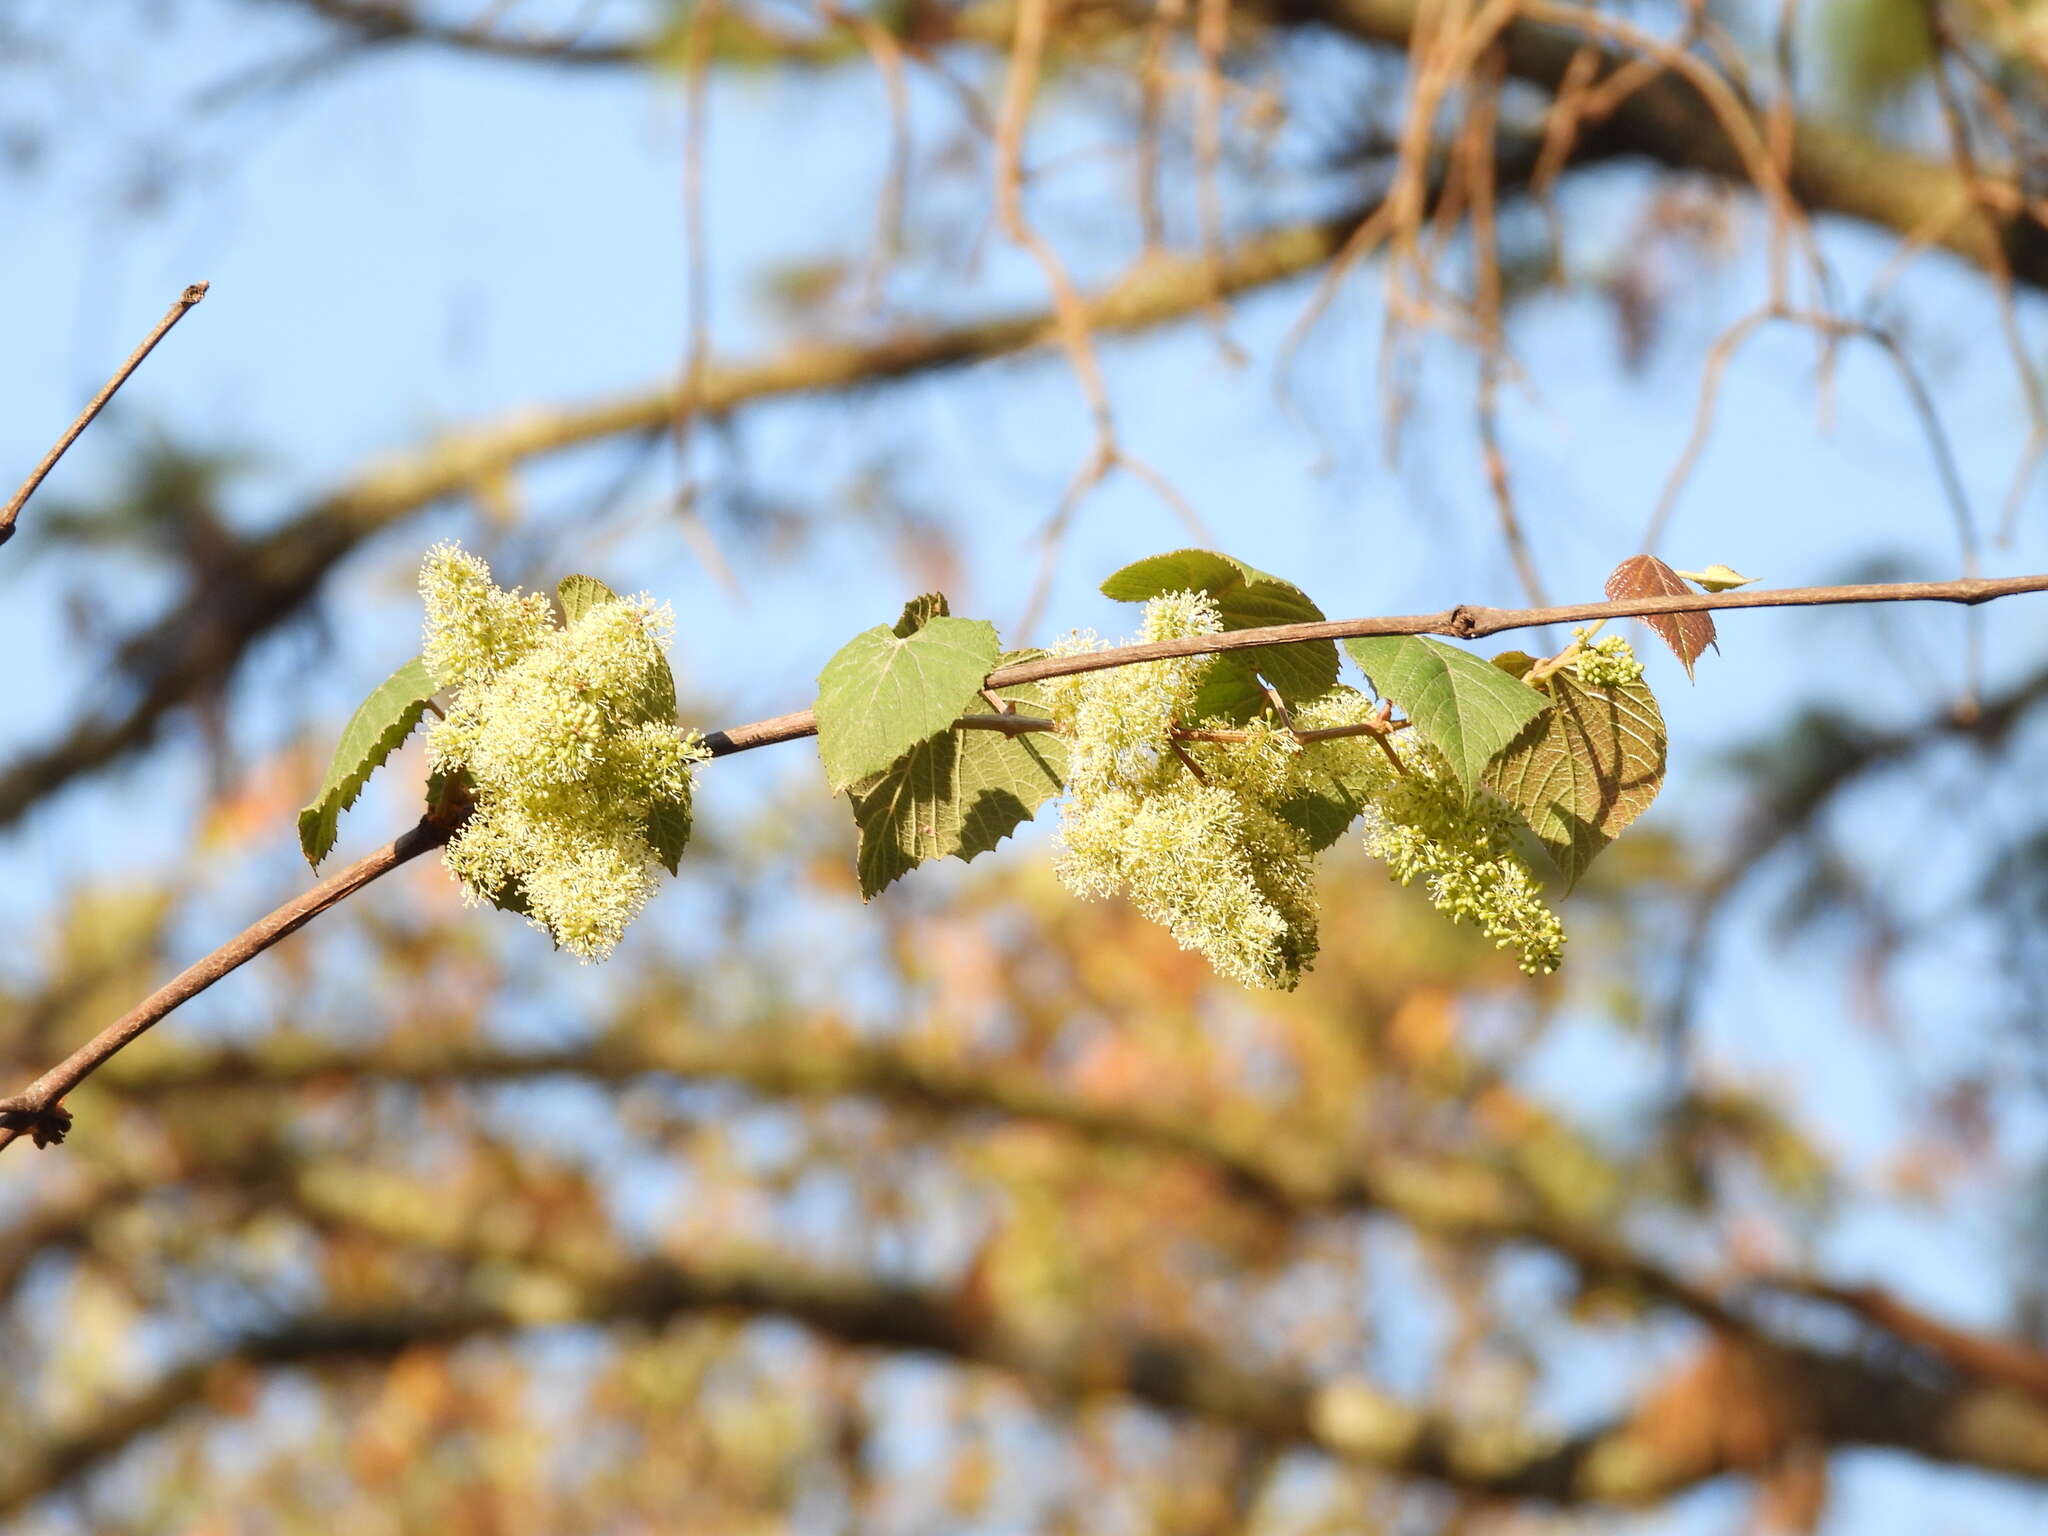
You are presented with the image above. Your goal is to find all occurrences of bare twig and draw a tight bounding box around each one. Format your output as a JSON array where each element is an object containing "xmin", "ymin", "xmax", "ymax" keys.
[
  {"xmin": 1661, "ymin": 653, "xmax": 2048, "ymax": 1059},
  {"xmin": 0, "ymin": 282, "xmax": 210, "ymax": 548},
  {"xmin": 0, "ymin": 818, "xmax": 449, "ymax": 1154},
  {"xmin": 820, "ymin": 1, "xmax": 913, "ymax": 310},
  {"xmin": 1463, "ymin": 47, "xmax": 1550, "ymax": 611},
  {"xmin": 954, "ymin": 711, "xmax": 1054, "ymax": 735},
  {"xmin": 992, "ymin": 0, "xmax": 1211, "ymax": 636},
  {"xmin": 669, "ymin": 0, "xmax": 740, "ymax": 596},
  {"xmin": 1134, "ymin": 0, "xmax": 1185, "ymax": 253},
  {"xmin": 1173, "ymin": 717, "xmax": 1409, "ymax": 745},
  {"xmin": 1193, "ymin": 0, "xmax": 1241, "ymax": 349},
  {"xmin": 284, "ymin": 0, "xmax": 641, "ymax": 64},
  {"xmin": 1766, "ymin": 1278, "xmax": 2048, "ymax": 1402},
  {"xmin": 1643, "ymin": 307, "xmax": 1978, "ymax": 571}
]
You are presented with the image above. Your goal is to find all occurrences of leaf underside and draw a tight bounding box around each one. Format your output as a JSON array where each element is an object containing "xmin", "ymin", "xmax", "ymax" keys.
[
  {"xmin": 1276, "ymin": 745, "xmax": 1386, "ymax": 854},
  {"xmin": 1100, "ymin": 548, "xmax": 1339, "ymax": 720},
  {"xmin": 893, "ymin": 592, "xmax": 950, "ymax": 636},
  {"xmin": 1344, "ymin": 634, "xmax": 1547, "ymax": 798},
  {"xmin": 848, "ymin": 649, "xmax": 1067, "ymax": 899},
  {"xmin": 1483, "ymin": 673, "xmax": 1667, "ymax": 889},
  {"xmin": 297, "ymin": 656, "xmax": 439, "ymax": 869},
  {"xmin": 815, "ymin": 606, "xmax": 1001, "ymax": 792}
]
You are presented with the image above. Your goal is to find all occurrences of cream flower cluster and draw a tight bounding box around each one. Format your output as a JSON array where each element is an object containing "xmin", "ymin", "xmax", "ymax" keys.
[
  {"xmin": 1360, "ymin": 741, "xmax": 1565, "ymax": 974},
  {"xmin": 1043, "ymin": 594, "xmax": 1379, "ymax": 991},
  {"xmin": 419, "ymin": 543, "xmax": 704, "ymax": 960},
  {"xmin": 1571, "ymin": 628, "xmax": 1644, "ymax": 689}
]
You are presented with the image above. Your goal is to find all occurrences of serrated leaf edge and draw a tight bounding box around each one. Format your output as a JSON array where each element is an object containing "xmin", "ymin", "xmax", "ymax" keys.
[{"xmin": 298, "ymin": 656, "xmax": 438, "ymax": 869}]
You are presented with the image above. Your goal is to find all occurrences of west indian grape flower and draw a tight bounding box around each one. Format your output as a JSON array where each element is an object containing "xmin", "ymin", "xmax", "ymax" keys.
[
  {"xmin": 1360, "ymin": 740, "xmax": 1565, "ymax": 975},
  {"xmin": 417, "ymin": 542, "xmax": 706, "ymax": 960},
  {"xmin": 1571, "ymin": 628, "xmax": 1644, "ymax": 689},
  {"xmin": 1043, "ymin": 592, "xmax": 1327, "ymax": 990},
  {"xmin": 1273, "ymin": 686, "xmax": 1403, "ymax": 799},
  {"xmin": 1043, "ymin": 589, "xmax": 1223, "ymax": 795}
]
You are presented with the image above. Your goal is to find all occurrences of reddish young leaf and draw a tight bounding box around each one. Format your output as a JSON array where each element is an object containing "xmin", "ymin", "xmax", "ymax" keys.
[{"xmin": 1606, "ymin": 554, "xmax": 1717, "ymax": 681}]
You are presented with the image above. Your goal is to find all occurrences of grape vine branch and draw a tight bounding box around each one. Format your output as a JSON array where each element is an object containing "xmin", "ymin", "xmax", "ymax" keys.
[
  {"xmin": 2, "ymin": 569, "xmax": 2042, "ymax": 1155},
  {"xmin": 701, "ymin": 573, "xmax": 2048, "ymax": 754}
]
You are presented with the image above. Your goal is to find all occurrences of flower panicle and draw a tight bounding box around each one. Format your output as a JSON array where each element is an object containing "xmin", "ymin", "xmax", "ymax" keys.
[
  {"xmin": 1361, "ymin": 741, "xmax": 1564, "ymax": 975},
  {"xmin": 1046, "ymin": 591, "xmax": 1327, "ymax": 991},
  {"xmin": 1572, "ymin": 628, "xmax": 1644, "ymax": 689},
  {"xmin": 420, "ymin": 543, "xmax": 704, "ymax": 961}
]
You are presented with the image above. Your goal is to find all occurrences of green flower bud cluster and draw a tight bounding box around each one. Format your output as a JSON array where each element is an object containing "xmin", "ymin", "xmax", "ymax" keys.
[
  {"xmin": 1360, "ymin": 742, "xmax": 1565, "ymax": 974},
  {"xmin": 1043, "ymin": 594, "xmax": 1379, "ymax": 991},
  {"xmin": 419, "ymin": 543, "xmax": 705, "ymax": 961},
  {"xmin": 1571, "ymin": 628, "xmax": 1644, "ymax": 688}
]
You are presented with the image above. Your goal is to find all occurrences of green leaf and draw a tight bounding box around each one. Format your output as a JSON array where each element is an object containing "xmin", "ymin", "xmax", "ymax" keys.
[
  {"xmin": 848, "ymin": 651, "xmax": 1067, "ymax": 898},
  {"xmin": 1673, "ymin": 564, "xmax": 1757, "ymax": 593},
  {"xmin": 1345, "ymin": 634, "xmax": 1547, "ymax": 797},
  {"xmin": 1276, "ymin": 757, "xmax": 1384, "ymax": 854},
  {"xmin": 1482, "ymin": 673, "xmax": 1667, "ymax": 890},
  {"xmin": 815, "ymin": 610, "xmax": 1001, "ymax": 793},
  {"xmin": 489, "ymin": 879, "xmax": 535, "ymax": 919},
  {"xmin": 557, "ymin": 573, "xmax": 677, "ymax": 724},
  {"xmin": 556, "ymin": 573, "xmax": 616, "ymax": 625},
  {"xmin": 1100, "ymin": 548, "xmax": 1338, "ymax": 718},
  {"xmin": 423, "ymin": 764, "xmax": 529, "ymax": 915},
  {"xmin": 298, "ymin": 656, "xmax": 438, "ymax": 869},
  {"xmin": 893, "ymin": 592, "xmax": 950, "ymax": 636},
  {"xmin": 647, "ymin": 793, "xmax": 691, "ymax": 876},
  {"xmin": 1266, "ymin": 683, "xmax": 1384, "ymax": 853}
]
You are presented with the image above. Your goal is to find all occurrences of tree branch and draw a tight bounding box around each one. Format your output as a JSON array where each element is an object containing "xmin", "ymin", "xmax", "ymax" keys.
[
  {"xmin": 286, "ymin": 0, "xmax": 2048, "ymax": 296},
  {"xmin": 701, "ymin": 574, "xmax": 2048, "ymax": 756},
  {"xmin": 73, "ymin": 1022, "xmax": 1744, "ymax": 1331},
  {"xmin": 9, "ymin": 1200, "xmax": 2048, "ymax": 1518},
  {"xmin": 1662, "ymin": 655, "xmax": 2048, "ymax": 1046},
  {"xmin": 105, "ymin": 1017, "xmax": 2048, "ymax": 1411},
  {"xmin": 1302, "ymin": 0, "xmax": 2048, "ymax": 290},
  {"xmin": 0, "ymin": 819, "xmax": 449, "ymax": 1154},
  {"xmin": 0, "ymin": 282, "xmax": 209, "ymax": 549},
  {"xmin": 279, "ymin": 0, "xmax": 646, "ymax": 65}
]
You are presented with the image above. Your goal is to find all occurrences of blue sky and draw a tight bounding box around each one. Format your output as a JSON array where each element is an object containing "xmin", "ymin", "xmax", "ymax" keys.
[{"xmin": 4, "ymin": 1, "xmax": 2048, "ymax": 1527}]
